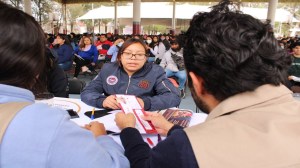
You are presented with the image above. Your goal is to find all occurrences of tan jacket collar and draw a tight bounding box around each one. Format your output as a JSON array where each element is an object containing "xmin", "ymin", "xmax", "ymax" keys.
[{"xmin": 207, "ymin": 84, "xmax": 292, "ymax": 121}]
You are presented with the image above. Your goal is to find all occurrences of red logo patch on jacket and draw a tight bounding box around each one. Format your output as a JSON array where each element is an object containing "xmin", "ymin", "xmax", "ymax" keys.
[{"xmin": 138, "ymin": 80, "xmax": 150, "ymax": 89}]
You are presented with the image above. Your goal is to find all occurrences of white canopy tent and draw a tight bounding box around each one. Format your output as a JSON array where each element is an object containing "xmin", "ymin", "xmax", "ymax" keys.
[
  {"xmin": 77, "ymin": 2, "xmax": 299, "ymax": 25},
  {"xmin": 243, "ymin": 7, "xmax": 299, "ymax": 23}
]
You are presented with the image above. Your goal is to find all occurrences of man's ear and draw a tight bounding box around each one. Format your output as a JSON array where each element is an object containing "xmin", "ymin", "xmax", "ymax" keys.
[{"xmin": 189, "ymin": 72, "xmax": 205, "ymax": 97}]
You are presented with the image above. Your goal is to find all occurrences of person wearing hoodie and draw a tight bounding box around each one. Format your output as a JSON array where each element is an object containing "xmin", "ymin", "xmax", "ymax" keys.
[
  {"xmin": 160, "ymin": 37, "xmax": 187, "ymax": 98},
  {"xmin": 107, "ymin": 38, "xmax": 125, "ymax": 62}
]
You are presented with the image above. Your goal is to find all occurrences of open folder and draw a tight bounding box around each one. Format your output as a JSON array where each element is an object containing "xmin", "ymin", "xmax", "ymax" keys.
[{"xmin": 74, "ymin": 53, "xmax": 84, "ymax": 60}]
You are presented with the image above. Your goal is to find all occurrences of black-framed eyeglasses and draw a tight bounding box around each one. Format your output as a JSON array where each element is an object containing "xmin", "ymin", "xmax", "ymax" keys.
[{"xmin": 121, "ymin": 51, "xmax": 148, "ymax": 60}]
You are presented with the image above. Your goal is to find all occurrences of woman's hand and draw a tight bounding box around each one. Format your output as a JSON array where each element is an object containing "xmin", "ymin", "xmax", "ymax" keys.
[
  {"xmin": 84, "ymin": 121, "xmax": 107, "ymax": 137},
  {"xmin": 115, "ymin": 112, "xmax": 136, "ymax": 130},
  {"xmin": 103, "ymin": 95, "xmax": 120, "ymax": 109},
  {"xmin": 142, "ymin": 112, "xmax": 174, "ymax": 136},
  {"xmin": 136, "ymin": 97, "xmax": 144, "ymax": 108}
]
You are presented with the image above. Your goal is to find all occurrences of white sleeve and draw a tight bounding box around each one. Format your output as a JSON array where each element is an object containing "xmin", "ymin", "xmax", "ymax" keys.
[
  {"xmin": 154, "ymin": 46, "xmax": 159, "ymax": 55},
  {"xmin": 291, "ymin": 76, "xmax": 300, "ymax": 82},
  {"xmin": 159, "ymin": 54, "xmax": 167, "ymax": 68},
  {"xmin": 157, "ymin": 42, "xmax": 166, "ymax": 59},
  {"xmin": 150, "ymin": 46, "xmax": 159, "ymax": 57}
]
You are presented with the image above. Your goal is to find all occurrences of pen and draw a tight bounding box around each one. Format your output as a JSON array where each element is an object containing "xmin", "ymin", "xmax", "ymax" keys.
[
  {"xmin": 157, "ymin": 134, "xmax": 162, "ymax": 143},
  {"xmin": 106, "ymin": 130, "xmax": 121, "ymax": 135},
  {"xmin": 146, "ymin": 138, "xmax": 154, "ymax": 146},
  {"xmin": 91, "ymin": 108, "xmax": 95, "ymax": 120}
]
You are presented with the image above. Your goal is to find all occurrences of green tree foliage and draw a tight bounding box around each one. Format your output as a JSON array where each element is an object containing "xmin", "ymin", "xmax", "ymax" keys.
[
  {"xmin": 32, "ymin": 0, "xmax": 53, "ymax": 24},
  {"xmin": 7, "ymin": 0, "xmax": 22, "ymax": 9}
]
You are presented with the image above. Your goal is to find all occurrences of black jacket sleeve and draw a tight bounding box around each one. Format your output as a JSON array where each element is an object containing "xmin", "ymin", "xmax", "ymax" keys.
[
  {"xmin": 120, "ymin": 126, "xmax": 199, "ymax": 168},
  {"xmin": 48, "ymin": 63, "xmax": 68, "ymax": 97}
]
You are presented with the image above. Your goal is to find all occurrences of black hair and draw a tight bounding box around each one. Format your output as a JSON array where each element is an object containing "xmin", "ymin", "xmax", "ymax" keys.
[
  {"xmin": 34, "ymin": 47, "xmax": 57, "ymax": 95},
  {"xmin": 184, "ymin": 0, "xmax": 291, "ymax": 101},
  {"xmin": 100, "ymin": 34, "xmax": 107, "ymax": 38},
  {"xmin": 291, "ymin": 42, "xmax": 300, "ymax": 49},
  {"xmin": 149, "ymin": 36, "xmax": 159, "ymax": 48},
  {"xmin": 54, "ymin": 34, "xmax": 71, "ymax": 47},
  {"xmin": 61, "ymin": 34, "xmax": 71, "ymax": 45},
  {"xmin": 116, "ymin": 38, "xmax": 147, "ymax": 65},
  {"xmin": 0, "ymin": 2, "xmax": 46, "ymax": 92},
  {"xmin": 70, "ymin": 32, "xmax": 76, "ymax": 37},
  {"xmin": 170, "ymin": 34, "xmax": 185, "ymax": 50}
]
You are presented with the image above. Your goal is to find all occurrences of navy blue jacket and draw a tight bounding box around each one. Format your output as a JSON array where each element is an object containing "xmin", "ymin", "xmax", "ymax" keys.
[
  {"xmin": 120, "ymin": 126, "xmax": 199, "ymax": 168},
  {"xmin": 54, "ymin": 44, "xmax": 74, "ymax": 64},
  {"xmin": 74, "ymin": 45, "xmax": 99, "ymax": 63},
  {"xmin": 81, "ymin": 62, "xmax": 180, "ymax": 111}
]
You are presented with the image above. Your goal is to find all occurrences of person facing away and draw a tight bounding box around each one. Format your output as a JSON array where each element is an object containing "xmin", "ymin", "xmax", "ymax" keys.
[
  {"xmin": 81, "ymin": 38, "xmax": 180, "ymax": 111},
  {"xmin": 0, "ymin": 2, "xmax": 129, "ymax": 168},
  {"xmin": 114, "ymin": 1, "xmax": 300, "ymax": 168}
]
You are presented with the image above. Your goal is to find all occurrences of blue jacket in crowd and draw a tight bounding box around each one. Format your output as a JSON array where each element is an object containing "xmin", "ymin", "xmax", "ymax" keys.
[
  {"xmin": 81, "ymin": 62, "xmax": 181, "ymax": 111},
  {"xmin": 54, "ymin": 44, "xmax": 74, "ymax": 64},
  {"xmin": 107, "ymin": 45, "xmax": 119, "ymax": 62},
  {"xmin": 74, "ymin": 45, "xmax": 98, "ymax": 63}
]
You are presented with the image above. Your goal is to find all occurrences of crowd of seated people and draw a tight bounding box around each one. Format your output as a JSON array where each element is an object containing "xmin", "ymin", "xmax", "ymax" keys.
[
  {"xmin": 42, "ymin": 30, "xmax": 300, "ymax": 99},
  {"xmin": 43, "ymin": 32, "xmax": 182, "ymax": 98},
  {"xmin": 277, "ymin": 35, "xmax": 300, "ymax": 53},
  {"xmin": 287, "ymin": 42, "xmax": 300, "ymax": 92},
  {"xmin": 277, "ymin": 36, "xmax": 300, "ymax": 92},
  {"xmin": 2, "ymin": 1, "xmax": 300, "ymax": 167}
]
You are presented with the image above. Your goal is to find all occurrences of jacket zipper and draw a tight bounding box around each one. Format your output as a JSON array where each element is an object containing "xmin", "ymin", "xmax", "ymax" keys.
[
  {"xmin": 162, "ymin": 81, "xmax": 172, "ymax": 92},
  {"xmin": 125, "ymin": 76, "xmax": 131, "ymax": 94}
]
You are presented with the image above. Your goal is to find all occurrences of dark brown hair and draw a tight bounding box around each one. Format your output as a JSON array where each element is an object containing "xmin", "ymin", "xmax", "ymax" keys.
[
  {"xmin": 0, "ymin": 2, "xmax": 46, "ymax": 91},
  {"xmin": 79, "ymin": 36, "xmax": 92, "ymax": 49}
]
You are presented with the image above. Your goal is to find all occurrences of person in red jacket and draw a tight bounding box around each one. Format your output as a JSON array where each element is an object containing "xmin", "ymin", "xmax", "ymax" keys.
[{"xmin": 95, "ymin": 34, "xmax": 113, "ymax": 62}]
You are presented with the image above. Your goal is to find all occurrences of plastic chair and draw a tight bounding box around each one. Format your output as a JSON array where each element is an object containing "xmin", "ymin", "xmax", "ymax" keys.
[
  {"xmin": 168, "ymin": 77, "xmax": 179, "ymax": 88},
  {"xmin": 58, "ymin": 61, "xmax": 73, "ymax": 71},
  {"xmin": 67, "ymin": 79, "xmax": 86, "ymax": 94},
  {"xmin": 291, "ymin": 85, "xmax": 300, "ymax": 93}
]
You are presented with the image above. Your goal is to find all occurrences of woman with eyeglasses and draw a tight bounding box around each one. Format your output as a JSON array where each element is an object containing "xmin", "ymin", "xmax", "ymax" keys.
[{"xmin": 81, "ymin": 38, "xmax": 181, "ymax": 111}]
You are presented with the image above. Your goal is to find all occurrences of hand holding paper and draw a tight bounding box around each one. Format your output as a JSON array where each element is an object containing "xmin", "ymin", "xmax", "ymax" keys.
[
  {"xmin": 136, "ymin": 97, "xmax": 144, "ymax": 108},
  {"xmin": 115, "ymin": 112, "xmax": 136, "ymax": 129},
  {"xmin": 115, "ymin": 94, "xmax": 156, "ymax": 134},
  {"xmin": 142, "ymin": 112, "xmax": 174, "ymax": 136},
  {"xmin": 103, "ymin": 95, "xmax": 120, "ymax": 110}
]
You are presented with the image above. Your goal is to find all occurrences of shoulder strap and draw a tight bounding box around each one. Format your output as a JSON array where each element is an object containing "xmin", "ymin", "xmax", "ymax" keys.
[{"xmin": 0, "ymin": 102, "xmax": 31, "ymax": 143}]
